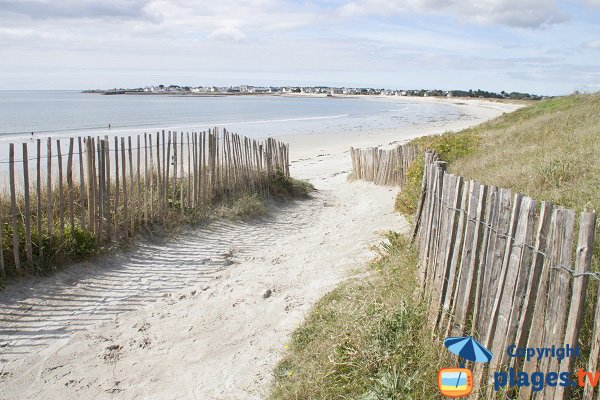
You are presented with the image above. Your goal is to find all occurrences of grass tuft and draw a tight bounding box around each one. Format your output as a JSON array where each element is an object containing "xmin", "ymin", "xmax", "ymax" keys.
[
  {"xmin": 0, "ymin": 173, "xmax": 313, "ymax": 282},
  {"xmin": 268, "ymin": 170, "xmax": 315, "ymax": 199},
  {"xmin": 216, "ymin": 193, "xmax": 267, "ymax": 220},
  {"xmin": 270, "ymin": 233, "xmax": 442, "ymax": 400},
  {"xmin": 394, "ymin": 129, "xmax": 481, "ymax": 217},
  {"xmin": 395, "ymin": 93, "xmax": 600, "ymax": 220}
]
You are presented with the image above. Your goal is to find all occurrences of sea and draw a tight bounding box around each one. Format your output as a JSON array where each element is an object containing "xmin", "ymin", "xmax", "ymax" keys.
[
  {"xmin": 0, "ymin": 90, "xmax": 465, "ymax": 141},
  {"xmin": 0, "ymin": 90, "xmax": 468, "ymax": 181}
]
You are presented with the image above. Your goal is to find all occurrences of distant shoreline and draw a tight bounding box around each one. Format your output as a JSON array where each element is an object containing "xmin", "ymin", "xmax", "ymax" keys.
[
  {"xmin": 84, "ymin": 90, "xmax": 357, "ymax": 98},
  {"xmin": 82, "ymin": 86, "xmax": 545, "ymax": 101},
  {"xmin": 82, "ymin": 90, "xmax": 536, "ymax": 105}
]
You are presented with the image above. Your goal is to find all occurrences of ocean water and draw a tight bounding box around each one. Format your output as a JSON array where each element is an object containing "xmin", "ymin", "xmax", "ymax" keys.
[
  {"xmin": 0, "ymin": 90, "xmax": 465, "ymax": 141},
  {"xmin": 0, "ymin": 91, "xmax": 469, "ymax": 182}
]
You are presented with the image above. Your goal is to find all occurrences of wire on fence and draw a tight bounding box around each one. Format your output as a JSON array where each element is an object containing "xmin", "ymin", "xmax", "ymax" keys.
[{"xmin": 423, "ymin": 185, "xmax": 600, "ymax": 280}]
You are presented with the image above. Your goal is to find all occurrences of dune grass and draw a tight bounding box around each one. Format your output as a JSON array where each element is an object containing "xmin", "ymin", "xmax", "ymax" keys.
[
  {"xmin": 394, "ymin": 92, "xmax": 600, "ymax": 399},
  {"xmin": 270, "ymin": 233, "xmax": 442, "ymax": 400},
  {"xmin": 397, "ymin": 92, "xmax": 600, "ymax": 270},
  {"xmin": 271, "ymin": 92, "xmax": 600, "ymax": 399},
  {"xmin": 0, "ymin": 172, "xmax": 313, "ymax": 282},
  {"xmin": 396, "ymin": 94, "xmax": 600, "ymax": 399}
]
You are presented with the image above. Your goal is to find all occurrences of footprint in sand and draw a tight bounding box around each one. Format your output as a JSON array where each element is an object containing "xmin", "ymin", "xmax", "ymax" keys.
[
  {"xmin": 102, "ymin": 344, "xmax": 123, "ymax": 363},
  {"xmin": 134, "ymin": 321, "xmax": 150, "ymax": 332},
  {"xmin": 130, "ymin": 336, "xmax": 152, "ymax": 349}
]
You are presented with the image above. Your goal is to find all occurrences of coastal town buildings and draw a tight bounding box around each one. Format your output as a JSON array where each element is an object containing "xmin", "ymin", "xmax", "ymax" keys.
[{"xmin": 85, "ymin": 85, "xmax": 543, "ymax": 100}]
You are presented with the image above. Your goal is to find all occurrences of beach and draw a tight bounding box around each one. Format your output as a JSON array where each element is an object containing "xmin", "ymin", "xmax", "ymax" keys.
[
  {"xmin": 0, "ymin": 93, "xmax": 469, "ymax": 187},
  {"xmin": 0, "ymin": 97, "xmax": 521, "ymax": 399}
]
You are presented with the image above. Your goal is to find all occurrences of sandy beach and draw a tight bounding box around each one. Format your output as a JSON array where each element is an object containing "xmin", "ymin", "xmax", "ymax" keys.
[{"xmin": 0, "ymin": 98, "xmax": 521, "ymax": 399}]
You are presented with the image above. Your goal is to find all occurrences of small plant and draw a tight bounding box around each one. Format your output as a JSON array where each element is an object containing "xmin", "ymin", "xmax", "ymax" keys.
[
  {"xmin": 410, "ymin": 129, "xmax": 480, "ymax": 162},
  {"xmin": 217, "ymin": 193, "xmax": 267, "ymax": 220},
  {"xmin": 537, "ymin": 158, "xmax": 578, "ymax": 189},
  {"xmin": 394, "ymin": 157, "xmax": 425, "ymax": 216},
  {"xmin": 361, "ymin": 368, "xmax": 402, "ymax": 400},
  {"xmin": 268, "ymin": 171, "xmax": 314, "ymax": 198},
  {"xmin": 64, "ymin": 225, "xmax": 96, "ymax": 257},
  {"xmin": 394, "ymin": 129, "xmax": 481, "ymax": 216}
]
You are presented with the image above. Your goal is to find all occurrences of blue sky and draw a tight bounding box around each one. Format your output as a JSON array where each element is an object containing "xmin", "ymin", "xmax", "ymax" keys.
[{"xmin": 0, "ymin": 0, "xmax": 599, "ymax": 95}]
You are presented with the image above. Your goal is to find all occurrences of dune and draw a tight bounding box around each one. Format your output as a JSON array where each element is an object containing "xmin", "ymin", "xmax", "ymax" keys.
[{"xmin": 0, "ymin": 97, "xmax": 521, "ymax": 399}]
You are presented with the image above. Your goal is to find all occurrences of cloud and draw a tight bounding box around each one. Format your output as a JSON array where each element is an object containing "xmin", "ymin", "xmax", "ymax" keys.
[
  {"xmin": 0, "ymin": 1, "xmax": 318, "ymax": 48},
  {"xmin": 583, "ymin": 40, "xmax": 600, "ymax": 49},
  {"xmin": 0, "ymin": 0, "xmax": 596, "ymax": 94},
  {"xmin": 0, "ymin": 0, "xmax": 150, "ymax": 20},
  {"xmin": 337, "ymin": 0, "xmax": 568, "ymax": 28},
  {"xmin": 338, "ymin": 0, "xmax": 403, "ymax": 17},
  {"xmin": 208, "ymin": 26, "xmax": 247, "ymax": 42},
  {"xmin": 507, "ymin": 63, "xmax": 600, "ymax": 84}
]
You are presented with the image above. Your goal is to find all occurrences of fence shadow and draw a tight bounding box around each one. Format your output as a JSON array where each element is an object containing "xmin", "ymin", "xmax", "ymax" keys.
[{"xmin": 0, "ymin": 196, "xmax": 317, "ymax": 364}]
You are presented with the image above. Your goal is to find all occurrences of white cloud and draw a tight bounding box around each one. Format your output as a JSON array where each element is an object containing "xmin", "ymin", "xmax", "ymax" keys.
[
  {"xmin": 583, "ymin": 40, "xmax": 600, "ymax": 49},
  {"xmin": 0, "ymin": 0, "xmax": 150, "ymax": 20},
  {"xmin": 0, "ymin": 0, "xmax": 597, "ymax": 94},
  {"xmin": 338, "ymin": 0, "xmax": 568, "ymax": 28},
  {"xmin": 338, "ymin": 0, "xmax": 403, "ymax": 17},
  {"xmin": 208, "ymin": 26, "xmax": 247, "ymax": 42}
]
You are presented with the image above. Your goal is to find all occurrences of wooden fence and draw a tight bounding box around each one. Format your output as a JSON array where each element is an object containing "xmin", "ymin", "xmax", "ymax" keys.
[
  {"xmin": 0, "ymin": 128, "xmax": 289, "ymax": 277},
  {"xmin": 414, "ymin": 151, "xmax": 598, "ymax": 399},
  {"xmin": 349, "ymin": 144, "xmax": 418, "ymax": 186}
]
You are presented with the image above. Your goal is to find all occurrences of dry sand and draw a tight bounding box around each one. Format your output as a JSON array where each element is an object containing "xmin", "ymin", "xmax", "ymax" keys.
[{"xmin": 0, "ymin": 98, "xmax": 521, "ymax": 399}]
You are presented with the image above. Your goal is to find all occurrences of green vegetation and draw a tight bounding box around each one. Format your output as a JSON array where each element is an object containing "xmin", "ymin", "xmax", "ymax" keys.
[
  {"xmin": 394, "ymin": 128, "xmax": 480, "ymax": 216},
  {"xmin": 216, "ymin": 193, "xmax": 267, "ymax": 220},
  {"xmin": 271, "ymin": 234, "xmax": 442, "ymax": 400},
  {"xmin": 271, "ymin": 92, "xmax": 600, "ymax": 399},
  {"xmin": 395, "ymin": 128, "xmax": 481, "ymax": 216},
  {"xmin": 396, "ymin": 93, "xmax": 600, "ymax": 279},
  {"xmin": 268, "ymin": 171, "xmax": 315, "ymax": 199},
  {"xmin": 0, "ymin": 172, "xmax": 313, "ymax": 281},
  {"xmin": 399, "ymin": 93, "xmax": 600, "ymax": 217},
  {"xmin": 398, "ymin": 94, "xmax": 600, "ymax": 400}
]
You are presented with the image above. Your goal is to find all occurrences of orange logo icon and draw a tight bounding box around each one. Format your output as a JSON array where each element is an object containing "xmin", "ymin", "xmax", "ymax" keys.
[{"xmin": 438, "ymin": 368, "xmax": 473, "ymax": 397}]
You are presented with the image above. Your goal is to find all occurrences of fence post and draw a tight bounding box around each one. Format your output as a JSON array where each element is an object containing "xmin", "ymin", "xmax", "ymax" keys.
[
  {"xmin": 9, "ymin": 144, "xmax": 21, "ymax": 273},
  {"xmin": 121, "ymin": 137, "xmax": 128, "ymax": 237},
  {"xmin": 144, "ymin": 133, "xmax": 149, "ymax": 225},
  {"xmin": 36, "ymin": 139, "xmax": 43, "ymax": 259},
  {"xmin": 46, "ymin": 138, "xmax": 53, "ymax": 240},
  {"xmin": 584, "ymin": 264, "xmax": 600, "ymax": 400},
  {"xmin": 22, "ymin": 143, "xmax": 33, "ymax": 264},
  {"xmin": 411, "ymin": 151, "xmax": 430, "ymax": 243},
  {"xmin": 56, "ymin": 140, "xmax": 64, "ymax": 240},
  {"xmin": 103, "ymin": 137, "xmax": 110, "ymax": 237},
  {"xmin": 0, "ymin": 209, "xmax": 4, "ymax": 277},
  {"xmin": 556, "ymin": 212, "xmax": 596, "ymax": 399},
  {"xmin": 447, "ymin": 181, "xmax": 487, "ymax": 338},
  {"xmin": 78, "ymin": 137, "xmax": 86, "ymax": 230},
  {"xmin": 67, "ymin": 138, "xmax": 75, "ymax": 232},
  {"xmin": 513, "ymin": 202, "xmax": 554, "ymax": 370},
  {"xmin": 128, "ymin": 136, "xmax": 134, "ymax": 230}
]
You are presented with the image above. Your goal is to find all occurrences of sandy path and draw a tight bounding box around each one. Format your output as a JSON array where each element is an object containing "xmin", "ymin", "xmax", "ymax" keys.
[
  {"xmin": 0, "ymin": 98, "xmax": 520, "ymax": 399},
  {"xmin": 1, "ymin": 181, "xmax": 404, "ymax": 400}
]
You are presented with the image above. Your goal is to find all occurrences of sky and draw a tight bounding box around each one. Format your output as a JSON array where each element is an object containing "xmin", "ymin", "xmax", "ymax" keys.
[{"xmin": 0, "ymin": 0, "xmax": 599, "ymax": 95}]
